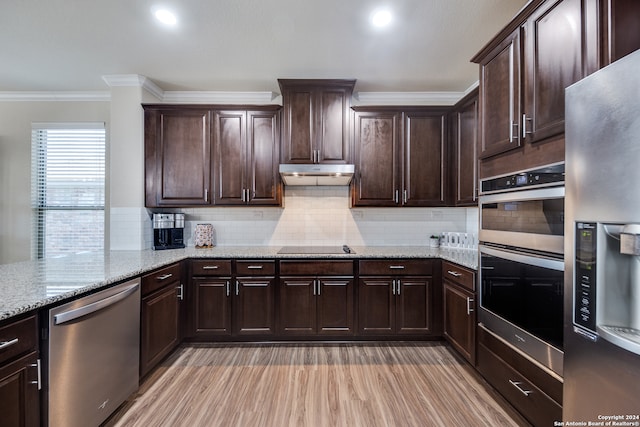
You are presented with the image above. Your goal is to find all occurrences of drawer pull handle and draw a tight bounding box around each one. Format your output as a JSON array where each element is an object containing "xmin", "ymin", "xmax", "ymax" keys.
[
  {"xmin": 247, "ymin": 265, "xmax": 264, "ymax": 269},
  {"xmin": 389, "ymin": 265, "xmax": 405, "ymax": 269},
  {"xmin": 0, "ymin": 338, "xmax": 19, "ymax": 350},
  {"xmin": 157, "ymin": 273, "xmax": 173, "ymax": 280},
  {"xmin": 509, "ymin": 380, "xmax": 532, "ymax": 397},
  {"xmin": 447, "ymin": 270, "xmax": 462, "ymax": 277},
  {"xmin": 202, "ymin": 266, "xmax": 219, "ymax": 270}
]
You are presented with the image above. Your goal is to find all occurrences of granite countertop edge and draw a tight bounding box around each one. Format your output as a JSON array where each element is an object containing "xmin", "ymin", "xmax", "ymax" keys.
[{"xmin": 0, "ymin": 245, "xmax": 477, "ymax": 322}]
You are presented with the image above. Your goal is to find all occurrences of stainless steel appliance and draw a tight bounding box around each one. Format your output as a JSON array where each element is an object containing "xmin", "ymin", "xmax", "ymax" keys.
[
  {"xmin": 478, "ymin": 163, "xmax": 565, "ymax": 376},
  {"xmin": 279, "ymin": 164, "xmax": 355, "ymax": 186},
  {"xmin": 564, "ymin": 49, "xmax": 640, "ymax": 420},
  {"xmin": 45, "ymin": 279, "xmax": 140, "ymax": 427},
  {"xmin": 153, "ymin": 213, "xmax": 185, "ymax": 250}
]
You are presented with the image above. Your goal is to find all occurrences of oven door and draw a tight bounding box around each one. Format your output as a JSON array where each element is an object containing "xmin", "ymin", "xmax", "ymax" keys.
[
  {"xmin": 479, "ymin": 186, "xmax": 565, "ymax": 254},
  {"xmin": 479, "ymin": 244, "xmax": 564, "ymax": 376}
]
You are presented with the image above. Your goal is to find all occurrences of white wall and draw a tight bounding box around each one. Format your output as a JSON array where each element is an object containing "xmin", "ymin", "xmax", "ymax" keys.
[
  {"xmin": 0, "ymin": 101, "xmax": 110, "ymax": 264},
  {"xmin": 0, "ymin": 92, "xmax": 478, "ymax": 263},
  {"xmin": 168, "ymin": 187, "xmax": 476, "ymax": 248}
]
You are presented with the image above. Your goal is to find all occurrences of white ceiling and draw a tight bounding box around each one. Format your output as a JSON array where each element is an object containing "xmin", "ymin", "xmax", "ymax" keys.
[{"xmin": 0, "ymin": 0, "xmax": 528, "ymax": 94}]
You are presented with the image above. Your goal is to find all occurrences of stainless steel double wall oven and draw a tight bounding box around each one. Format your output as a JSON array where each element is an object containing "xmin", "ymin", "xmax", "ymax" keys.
[{"xmin": 478, "ymin": 162, "xmax": 565, "ymax": 376}]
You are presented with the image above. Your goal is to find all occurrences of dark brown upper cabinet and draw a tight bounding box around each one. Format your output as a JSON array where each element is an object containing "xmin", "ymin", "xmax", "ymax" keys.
[
  {"xmin": 449, "ymin": 89, "xmax": 479, "ymax": 206},
  {"xmin": 212, "ymin": 107, "xmax": 281, "ymax": 206},
  {"xmin": 144, "ymin": 107, "xmax": 212, "ymax": 207},
  {"xmin": 278, "ymin": 79, "xmax": 356, "ymax": 164},
  {"xmin": 476, "ymin": 28, "xmax": 522, "ymax": 160},
  {"xmin": 473, "ymin": 0, "xmax": 640, "ymax": 178},
  {"xmin": 351, "ymin": 107, "xmax": 448, "ymax": 207},
  {"xmin": 521, "ymin": 0, "xmax": 586, "ymax": 144},
  {"xmin": 144, "ymin": 105, "xmax": 281, "ymax": 208}
]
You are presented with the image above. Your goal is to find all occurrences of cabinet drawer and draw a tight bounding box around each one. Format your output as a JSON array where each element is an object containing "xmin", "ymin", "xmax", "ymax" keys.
[
  {"xmin": 142, "ymin": 263, "xmax": 181, "ymax": 296},
  {"xmin": 478, "ymin": 325, "xmax": 562, "ymax": 403},
  {"xmin": 442, "ymin": 261, "xmax": 475, "ymax": 291},
  {"xmin": 236, "ymin": 260, "xmax": 276, "ymax": 276},
  {"xmin": 359, "ymin": 259, "xmax": 432, "ymax": 276},
  {"xmin": 0, "ymin": 315, "xmax": 37, "ymax": 365},
  {"xmin": 279, "ymin": 260, "xmax": 354, "ymax": 276},
  {"xmin": 191, "ymin": 260, "xmax": 232, "ymax": 276},
  {"xmin": 477, "ymin": 342, "xmax": 561, "ymax": 427}
]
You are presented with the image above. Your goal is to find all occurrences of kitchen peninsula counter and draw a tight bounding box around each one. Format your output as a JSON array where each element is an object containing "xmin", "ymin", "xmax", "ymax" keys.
[{"xmin": 0, "ymin": 246, "xmax": 477, "ymax": 322}]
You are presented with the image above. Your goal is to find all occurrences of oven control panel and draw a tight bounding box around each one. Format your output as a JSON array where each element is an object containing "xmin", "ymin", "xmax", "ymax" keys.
[
  {"xmin": 480, "ymin": 163, "xmax": 564, "ymax": 194},
  {"xmin": 575, "ymin": 222, "xmax": 597, "ymax": 333}
]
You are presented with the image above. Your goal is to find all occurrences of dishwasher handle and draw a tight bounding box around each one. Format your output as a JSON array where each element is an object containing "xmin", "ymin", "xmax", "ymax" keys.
[{"xmin": 54, "ymin": 283, "xmax": 140, "ymax": 325}]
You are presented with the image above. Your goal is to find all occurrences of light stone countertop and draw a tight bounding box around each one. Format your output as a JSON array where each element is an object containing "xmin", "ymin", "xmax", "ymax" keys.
[{"xmin": 0, "ymin": 245, "xmax": 477, "ymax": 322}]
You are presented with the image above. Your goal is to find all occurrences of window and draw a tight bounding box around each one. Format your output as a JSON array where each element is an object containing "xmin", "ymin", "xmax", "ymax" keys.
[{"xmin": 31, "ymin": 123, "xmax": 106, "ymax": 259}]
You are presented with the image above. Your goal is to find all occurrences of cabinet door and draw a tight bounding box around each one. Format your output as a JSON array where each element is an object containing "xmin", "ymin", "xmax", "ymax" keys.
[
  {"xmin": 280, "ymin": 81, "xmax": 354, "ymax": 165},
  {"xmin": 145, "ymin": 108, "xmax": 211, "ymax": 206},
  {"xmin": 213, "ymin": 110, "xmax": 246, "ymax": 205},
  {"xmin": 317, "ymin": 278, "xmax": 354, "ymax": 335},
  {"xmin": 247, "ymin": 110, "xmax": 281, "ymax": 205},
  {"xmin": 234, "ymin": 278, "xmax": 275, "ymax": 336},
  {"xmin": 0, "ymin": 351, "xmax": 40, "ymax": 427},
  {"xmin": 352, "ymin": 111, "xmax": 401, "ymax": 207},
  {"xmin": 452, "ymin": 94, "xmax": 478, "ymax": 206},
  {"xmin": 395, "ymin": 277, "xmax": 431, "ymax": 334},
  {"xmin": 317, "ymin": 87, "xmax": 351, "ymax": 164},
  {"xmin": 140, "ymin": 284, "xmax": 180, "ymax": 377},
  {"xmin": 404, "ymin": 112, "xmax": 448, "ymax": 207},
  {"xmin": 278, "ymin": 277, "xmax": 316, "ymax": 335},
  {"xmin": 523, "ymin": 0, "xmax": 585, "ymax": 143},
  {"xmin": 358, "ymin": 278, "xmax": 394, "ymax": 335},
  {"xmin": 479, "ymin": 28, "xmax": 522, "ymax": 158},
  {"xmin": 443, "ymin": 282, "xmax": 476, "ymax": 364},
  {"xmin": 192, "ymin": 278, "xmax": 232, "ymax": 336},
  {"xmin": 281, "ymin": 88, "xmax": 315, "ymax": 163}
]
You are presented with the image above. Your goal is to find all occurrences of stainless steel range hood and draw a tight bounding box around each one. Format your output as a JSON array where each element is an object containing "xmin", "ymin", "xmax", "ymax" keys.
[{"xmin": 279, "ymin": 164, "xmax": 355, "ymax": 186}]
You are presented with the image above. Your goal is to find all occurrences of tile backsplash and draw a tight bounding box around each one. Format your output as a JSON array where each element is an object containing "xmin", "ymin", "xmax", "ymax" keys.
[{"xmin": 110, "ymin": 187, "xmax": 478, "ymax": 250}]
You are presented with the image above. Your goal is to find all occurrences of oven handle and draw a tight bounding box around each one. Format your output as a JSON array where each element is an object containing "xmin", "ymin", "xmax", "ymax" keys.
[
  {"xmin": 480, "ymin": 245, "xmax": 564, "ymax": 272},
  {"xmin": 479, "ymin": 186, "xmax": 564, "ymax": 204}
]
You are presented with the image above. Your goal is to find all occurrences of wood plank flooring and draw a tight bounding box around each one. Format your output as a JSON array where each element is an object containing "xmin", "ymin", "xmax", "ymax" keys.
[{"xmin": 105, "ymin": 342, "xmax": 530, "ymax": 427}]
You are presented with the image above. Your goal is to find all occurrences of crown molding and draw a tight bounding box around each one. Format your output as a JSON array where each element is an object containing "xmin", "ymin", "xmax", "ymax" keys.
[
  {"xmin": 352, "ymin": 91, "xmax": 466, "ymax": 106},
  {"xmin": 0, "ymin": 91, "xmax": 110, "ymax": 101},
  {"xmin": 161, "ymin": 91, "xmax": 279, "ymax": 104},
  {"xmin": 102, "ymin": 74, "xmax": 165, "ymax": 100}
]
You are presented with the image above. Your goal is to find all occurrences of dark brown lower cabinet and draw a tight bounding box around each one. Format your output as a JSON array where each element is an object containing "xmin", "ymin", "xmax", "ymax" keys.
[
  {"xmin": 442, "ymin": 261, "xmax": 477, "ymax": 364},
  {"xmin": 192, "ymin": 277, "xmax": 232, "ymax": 336},
  {"xmin": 234, "ymin": 277, "xmax": 275, "ymax": 336},
  {"xmin": 278, "ymin": 277, "xmax": 354, "ymax": 336},
  {"xmin": 0, "ymin": 314, "xmax": 40, "ymax": 427},
  {"xmin": 477, "ymin": 325, "xmax": 562, "ymax": 427},
  {"xmin": 0, "ymin": 351, "xmax": 40, "ymax": 427},
  {"xmin": 140, "ymin": 263, "xmax": 183, "ymax": 377},
  {"xmin": 358, "ymin": 276, "xmax": 434, "ymax": 335}
]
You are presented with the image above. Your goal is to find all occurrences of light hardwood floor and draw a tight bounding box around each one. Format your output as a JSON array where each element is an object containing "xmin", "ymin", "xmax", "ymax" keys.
[{"xmin": 106, "ymin": 342, "xmax": 530, "ymax": 427}]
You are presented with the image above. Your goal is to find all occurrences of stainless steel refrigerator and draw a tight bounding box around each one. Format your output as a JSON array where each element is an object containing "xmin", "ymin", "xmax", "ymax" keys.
[{"xmin": 564, "ymin": 48, "xmax": 640, "ymax": 421}]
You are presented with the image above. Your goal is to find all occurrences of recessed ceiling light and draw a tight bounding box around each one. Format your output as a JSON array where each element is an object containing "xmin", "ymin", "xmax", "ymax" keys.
[
  {"xmin": 154, "ymin": 9, "xmax": 177, "ymax": 26},
  {"xmin": 371, "ymin": 9, "xmax": 392, "ymax": 28}
]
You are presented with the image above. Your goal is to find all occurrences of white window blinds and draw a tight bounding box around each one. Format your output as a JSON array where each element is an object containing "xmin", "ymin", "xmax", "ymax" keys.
[{"xmin": 31, "ymin": 123, "xmax": 106, "ymax": 259}]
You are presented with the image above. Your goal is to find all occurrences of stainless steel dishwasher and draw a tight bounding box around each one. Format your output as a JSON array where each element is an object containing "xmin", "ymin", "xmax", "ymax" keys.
[{"xmin": 46, "ymin": 278, "xmax": 140, "ymax": 427}]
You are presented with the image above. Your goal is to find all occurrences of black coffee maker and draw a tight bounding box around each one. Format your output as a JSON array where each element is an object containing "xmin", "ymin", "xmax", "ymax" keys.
[{"xmin": 152, "ymin": 213, "xmax": 185, "ymax": 250}]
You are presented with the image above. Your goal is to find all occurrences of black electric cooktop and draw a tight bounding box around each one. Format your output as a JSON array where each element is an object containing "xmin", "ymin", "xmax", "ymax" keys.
[{"xmin": 277, "ymin": 245, "xmax": 354, "ymax": 254}]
